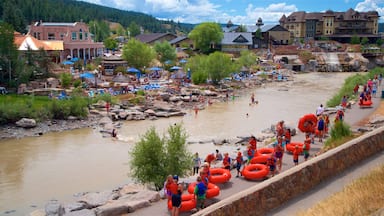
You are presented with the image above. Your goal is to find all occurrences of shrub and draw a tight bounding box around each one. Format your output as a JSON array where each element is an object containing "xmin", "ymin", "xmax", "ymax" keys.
[
  {"xmin": 192, "ymin": 70, "xmax": 208, "ymax": 84},
  {"xmin": 130, "ymin": 124, "xmax": 192, "ymax": 190},
  {"xmin": 165, "ymin": 124, "xmax": 193, "ymax": 177},
  {"xmin": 330, "ymin": 121, "xmax": 351, "ymax": 140},
  {"xmin": 130, "ymin": 126, "xmax": 167, "ymax": 190}
]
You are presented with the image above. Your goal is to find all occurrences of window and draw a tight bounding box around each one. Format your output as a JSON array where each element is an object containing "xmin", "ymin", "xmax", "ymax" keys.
[
  {"xmin": 85, "ymin": 32, "xmax": 88, "ymax": 40},
  {"xmin": 48, "ymin": 33, "xmax": 55, "ymax": 40},
  {"xmin": 60, "ymin": 33, "xmax": 65, "ymax": 40},
  {"xmin": 71, "ymin": 32, "xmax": 77, "ymax": 40},
  {"xmin": 79, "ymin": 29, "xmax": 83, "ymax": 40}
]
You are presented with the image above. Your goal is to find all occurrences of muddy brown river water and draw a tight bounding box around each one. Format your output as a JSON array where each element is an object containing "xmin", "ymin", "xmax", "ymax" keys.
[{"xmin": 0, "ymin": 72, "xmax": 353, "ymax": 215}]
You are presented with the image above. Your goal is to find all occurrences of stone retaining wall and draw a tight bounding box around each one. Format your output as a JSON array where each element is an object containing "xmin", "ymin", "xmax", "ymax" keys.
[{"xmin": 193, "ymin": 127, "xmax": 384, "ymax": 216}]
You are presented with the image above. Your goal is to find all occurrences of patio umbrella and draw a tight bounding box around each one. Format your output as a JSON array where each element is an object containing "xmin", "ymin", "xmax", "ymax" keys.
[
  {"xmin": 79, "ymin": 72, "xmax": 95, "ymax": 79},
  {"xmin": 70, "ymin": 57, "xmax": 79, "ymax": 62},
  {"xmin": 62, "ymin": 60, "xmax": 74, "ymax": 65},
  {"xmin": 127, "ymin": 67, "xmax": 140, "ymax": 73},
  {"xmin": 149, "ymin": 67, "xmax": 162, "ymax": 71},
  {"xmin": 164, "ymin": 60, "xmax": 172, "ymax": 65},
  {"xmin": 170, "ymin": 66, "xmax": 182, "ymax": 71},
  {"xmin": 127, "ymin": 67, "xmax": 141, "ymax": 79},
  {"xmin": 179, "ymin": 59, "xmax": 187, "ymax": 64}
]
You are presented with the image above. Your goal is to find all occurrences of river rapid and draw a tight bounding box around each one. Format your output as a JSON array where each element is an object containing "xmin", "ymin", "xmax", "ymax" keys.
[{"xmin": 0, "ymin": 72, "xmax": 353, "ymax": 215}]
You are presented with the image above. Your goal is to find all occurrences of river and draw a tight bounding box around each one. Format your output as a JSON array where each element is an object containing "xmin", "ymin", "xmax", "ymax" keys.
[{"xmin": 0, "ymin": 72, "xmax": 353, "ymax": 215}]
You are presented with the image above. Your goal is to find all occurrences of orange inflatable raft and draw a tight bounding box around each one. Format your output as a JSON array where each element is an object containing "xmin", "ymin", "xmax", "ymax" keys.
[
  {"xmin": 167, "ymin": 193, "xmax": 196, "ymax": 212},
  {"xmin": 209, "ymin": 168, "xmax": 231, "ymax": 184},
  {"xmin": 257, "ymin": 148, "xmax": 275, "ymax": 156},
  {"xmin": 298, "ymin": 114, "xmax": 318, "ymax": 133},
  {"xmin": 187, "ymin": 182, "xmax": 220, "ymax": 198},
  {"xmin": 286, "ymin": 142, "xmax": 304, "ymax": 154},
  {"xmin": 241, "ymin": 164, "xmax": 269, "ymax": 180},
  {"xmin": 250, "ymin": 154, "xmax": 269, "ymax": 164},
  {"xmin": 359, "ymin": 100, "xmax": 373, "ymax": 108}
]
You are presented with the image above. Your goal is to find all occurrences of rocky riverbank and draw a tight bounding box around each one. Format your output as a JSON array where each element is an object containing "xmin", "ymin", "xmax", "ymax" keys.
[{"xmin": 0, "ymin": 71, "xmax": 293, "ymax": 141}]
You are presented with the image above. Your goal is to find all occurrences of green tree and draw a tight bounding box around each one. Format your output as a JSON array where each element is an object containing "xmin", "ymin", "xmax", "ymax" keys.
[
  {"xmin": 185, "ymin": 55, "xmax": 209, "ymax": 85},
  {"xmin": 2, "ymin": 0, "xmax": 26, "ymax": 33},
  {"xmin": 376, "ymin": 38, "xmax": 383, "ymax": 47},
  {"xmin": 189, "ymin": 22, "xmax": 223, "ymax": 53},
  {"xmin": 350, "ymin": 34, "xmax": 360, "ymax": 44},
  {"xmin": 206, "ymin": 52, "xmax": 233, "ymax": 84},
  {"xmin": 361, "ymin": 37, "xmax": 369, "ymax": 45},
  {"xmin": 0, "ymin": 21, "xmax": 19, "ymax": 85},
  {"xmin": 127, "ymin": 21, "xmax": 141, "ymax": 38},
  {"xmin": 130, "ymin": 126, "xmax": 167, "ymax": 190},
  {"xmin": 238, "ymin": 50, "xmax": 257, "ymax": 68},
  {"xmin": 60, "ymin": 73, "xmax": 72, "ymax": 89},
  {"xmin": 104, "ymin": 37, "xmax": 118, "ymax": 51},
  {"xmin": 153, "ymin": 41, "xmax": 176, "ymax": 65},
  {"xmin": 89, "ymin": 20, "xmax": 110, "ymax": 42},
  {"xmin": 165, "ymin": 124, "xmax": 192, "ymax": 176},
  {"xmin": 122, "ymin": 38, "xmax": 155, "ymax": 70}
]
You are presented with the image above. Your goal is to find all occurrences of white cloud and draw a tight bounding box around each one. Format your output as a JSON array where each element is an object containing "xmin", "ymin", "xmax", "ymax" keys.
[
  {"xmin": 234, "ymin": 3, "xmax": 298, "ymax": 25},
  {"xmin": 355, "ymin": 0, "xmax": 384, "ymax": 21},
  {"xmin": 81, "ymin": 1, "xmax": 298, "ymax": 25}
]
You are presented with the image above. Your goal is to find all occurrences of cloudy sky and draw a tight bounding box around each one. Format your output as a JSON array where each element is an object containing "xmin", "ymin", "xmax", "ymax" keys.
[{"xmin": 81, "ymin": 0, "xmax": 384, "ymax": 24}]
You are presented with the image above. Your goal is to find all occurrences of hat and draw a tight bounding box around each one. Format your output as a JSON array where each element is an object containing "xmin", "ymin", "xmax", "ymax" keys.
[{"xmin": 173, "ymin": 175, "xmax": 179, "ymax": 180}]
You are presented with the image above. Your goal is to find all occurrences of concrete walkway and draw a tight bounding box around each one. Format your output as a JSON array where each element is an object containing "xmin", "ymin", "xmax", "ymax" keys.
[
  {"xmin": 266, "ymin": 150, "xmax": 384, "ymax": 216},
  {"xmin": 131, "ymin": 85, "xmax": 384, "ymax": 216}
]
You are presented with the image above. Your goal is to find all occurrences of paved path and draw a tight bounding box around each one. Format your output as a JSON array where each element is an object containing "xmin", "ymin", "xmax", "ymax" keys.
[
  {"xmin": 131, "ymin": 86, "xmax": 384, "ymax": 216},
  {"xmin": 266, "ymin": 150, "xmax": 384, "ymax": 216}
]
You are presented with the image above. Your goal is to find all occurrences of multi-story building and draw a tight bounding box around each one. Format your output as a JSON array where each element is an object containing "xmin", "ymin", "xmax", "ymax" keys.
[
  {"xmin": 29, "ymin": 21, "xmax": 104, "ymax": 62},
  {"xmin": 279, "ymin": 8, "xmax": 380, "ymax": 43}
]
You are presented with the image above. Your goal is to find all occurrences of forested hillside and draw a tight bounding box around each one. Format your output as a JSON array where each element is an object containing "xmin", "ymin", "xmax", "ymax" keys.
[{"xmin": 0, "ymin": 0, "xmax": 193, "ymax": 34}]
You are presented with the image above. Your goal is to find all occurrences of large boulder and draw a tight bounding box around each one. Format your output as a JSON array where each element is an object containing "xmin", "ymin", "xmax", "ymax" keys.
[
  {"xmin": 78, "ymin": 191, "xmax": 119, "ymax": 209},
  {"xmin": 64, "ymin": 202, "xmax": 86, "ymax": 213},
  {"xmin": 94, "ymin": 201, "xmax": 128, "ymax": 216},
  {"xmin": 64, "ymin": 209, "xmax": 95, "ymax": 216},
  {"xmin": 45, "ymin": 200, "xmax": 65, "ymax": 216},
  {"xmin": 118, "ymin": 184, "xmax": 146, "ymax": 196},
  {"xmin": 126, "ymin": 200, "xmax": 151, "ymax": 213},
  {"xmin": 15, "ymin": 118, "xmax": 37, "ymax": 128},
  {"xmin": 119, "ymin": 190, "xmax": 160, "ymax": 203}
]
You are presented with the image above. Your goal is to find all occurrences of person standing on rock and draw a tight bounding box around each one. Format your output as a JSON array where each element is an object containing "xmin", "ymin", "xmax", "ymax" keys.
[
  {"xmin": 316, "ymin": 104, "xmax": 324, "ymax": 116},
  {"xmin": 193, "ymin": 152, "xmax": 201, "ymax": 175}
]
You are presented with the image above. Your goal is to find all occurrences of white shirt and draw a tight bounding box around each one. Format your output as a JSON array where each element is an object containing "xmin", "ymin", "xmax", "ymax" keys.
[{"xmin": 316, "ymin": 106, "xmax": 324, "ymax": 116}]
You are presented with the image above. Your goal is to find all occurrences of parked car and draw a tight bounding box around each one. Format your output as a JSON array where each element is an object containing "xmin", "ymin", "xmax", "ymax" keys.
[{"xmin": 0, "ymin": 87, "xmax": 7, "ymax": 95}]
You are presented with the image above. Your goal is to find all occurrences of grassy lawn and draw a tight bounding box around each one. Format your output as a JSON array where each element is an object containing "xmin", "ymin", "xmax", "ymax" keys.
[
  {"xmin": 296, "ymin": 165, "xmax": 384, "ymax": 216},
  {"xmin": 0, "ymin": 94, "xmax": 52, "ymax": 109}
]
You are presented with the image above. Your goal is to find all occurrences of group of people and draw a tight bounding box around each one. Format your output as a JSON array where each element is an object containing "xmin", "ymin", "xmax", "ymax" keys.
[{"xmin": 166, "ymin": 161, "xmax": 211, "ymax": 215}]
